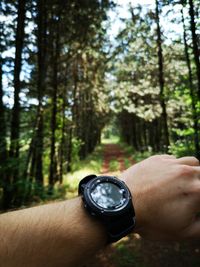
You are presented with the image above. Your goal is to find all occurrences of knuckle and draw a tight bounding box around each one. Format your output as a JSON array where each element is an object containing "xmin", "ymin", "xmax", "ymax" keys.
[
  {"xmin": 190, "ymin": 156, "xmax": 199, "ymax": 165},
  {"xmin": 177, "ymin": 165, "xmax": 195, "ymax": 177}
]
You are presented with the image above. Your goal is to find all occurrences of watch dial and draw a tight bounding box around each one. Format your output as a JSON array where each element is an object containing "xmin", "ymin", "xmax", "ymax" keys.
[{"xmin": 91, "ymin": 182, "xmax": 125, "ymax": 209}]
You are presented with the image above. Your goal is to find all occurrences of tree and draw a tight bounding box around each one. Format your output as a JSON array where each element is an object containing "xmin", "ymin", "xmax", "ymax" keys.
[
  {"xmin": 189, "ymin": 0, "xmax": 200, "ymax": 99},
  {"xmin": 155, "ymin": 0, "xmax": 170, "ymax": 150},
  {"xmin": 181, "ymin": 3, "xmax": 199, "ymax": 153},
  {"xmin": 0, "ymin": 7, "xmax": 8, "ymax": 209},
  {"xmin": 3, "ymin": 0, "xmax": 26, "ymax": 208},
  {"xmin": 48, "ymin": 7, "xmax": 61, "ymax": 190}
]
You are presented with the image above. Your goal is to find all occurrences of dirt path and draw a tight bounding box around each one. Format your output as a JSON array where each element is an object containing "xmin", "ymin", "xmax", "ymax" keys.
[
  {"xmin": 101, "ymin": 143, "xmax": 135, "ymax": 174},
  {"xmin": 83, "ymin": 144, "xmax": 200, "ymax": 267},
  {"xmin": 101, "ymin": 143, "xmax": 128, "ymax": 174}
]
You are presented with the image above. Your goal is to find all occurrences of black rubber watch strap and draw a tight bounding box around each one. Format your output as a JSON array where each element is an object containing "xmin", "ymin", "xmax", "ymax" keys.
[{"xmin": 105, "ymin": 212, "xmax": 135, "ymax": 242}]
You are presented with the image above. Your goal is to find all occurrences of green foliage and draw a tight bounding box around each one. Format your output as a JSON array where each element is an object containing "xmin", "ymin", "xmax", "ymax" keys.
[
  {"xmin": 63, "ymin": 145, "xmax": 103, "ymax": 196},
  {"xmin": 120, "ymin": 142, "xmax": 154, "ymax": 162},
  {"xmin": 111, "ymin": 2, "xmax": 200, "ymax": 155},
  {"xmin": 0, "ymin": 0, "xmax": 113, "ymax": 209},
  {"xmin": 109, "ymin": 159, "xmax": 120, "ymax": 172},
  {"xmin": 124, "ymin": 158, "xmax": 132, "ymax": 169},
  {"xmin": 113, "ymin": 241, "xmax": 146, "ymax": 267},
  {"xmin": 71, "ymin": 138, "xmax": 83, "ymax": 172},
  {"xmin": 169, "ymin": 139, "xmax": 195, "ymax": 158}
]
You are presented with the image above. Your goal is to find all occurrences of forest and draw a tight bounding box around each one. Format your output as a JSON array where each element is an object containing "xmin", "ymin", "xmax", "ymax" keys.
[
  {"xmin": 0, "ymin": 0, "xmax": 200, "ymax": 208},
  {"xmin": 1, "ymin": 0, "xmax": 200, "ymax": 266}
]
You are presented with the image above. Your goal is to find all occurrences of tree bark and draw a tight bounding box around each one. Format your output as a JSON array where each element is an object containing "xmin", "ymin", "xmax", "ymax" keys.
[
  {"xmin": 189, "ymin": 0, "xmax": 200, "ymax": 99},
  {"xmin": 22, "ymin": 0, "xmax": 47, "ymax": 199},
  {"xmin": 155, "ymin": 0, "xmax": 170, "ymax": 151},
  {"xmin": 181, "ymin": 6, "xmax": 199, "ymax": 153},
  {"xmin": 67, "ymin": 127, "xmax": 72, "ymax": 173},
  {"xmin": 0, "ymin": 53, "xmax": 8, "ymax": 210},
  {"xmin": 34, "ymin": 0, "xmax": 47, "ymax": 190},
  {"xmin": 49, "ymin": 17, "xmax": 60, "ymax": 191},
  {"xmin": 59, "ymin": 96, "xmax": 66, "ymax": 184},
  {"xmin": 8, "ymin": 0, "xmax": 26, "ymax": 207}
]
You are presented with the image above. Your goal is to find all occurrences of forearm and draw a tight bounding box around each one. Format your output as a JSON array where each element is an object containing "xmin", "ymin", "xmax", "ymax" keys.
[{"xmin": 0, "ymin": 198, "xmax": 106, "ymax": 267}]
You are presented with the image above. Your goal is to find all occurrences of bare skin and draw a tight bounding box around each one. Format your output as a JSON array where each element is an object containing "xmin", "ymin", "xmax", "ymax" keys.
[
  {"xmin": 121, "ymin": 155, "xmax": 200, "ymax": 240},
  {"xmin": 0, "ymin": 155, "xmax": 200, "ymax": 267}
]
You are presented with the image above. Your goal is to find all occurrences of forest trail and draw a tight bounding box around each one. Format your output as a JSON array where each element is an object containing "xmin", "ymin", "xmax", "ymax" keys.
[
  {"xmin": 100, "ymin": 143, "xmax": 134, "ymax": 174},
  {"xmin": 84, "ymin": 143, "xmax": 200, "ymax": 267}
]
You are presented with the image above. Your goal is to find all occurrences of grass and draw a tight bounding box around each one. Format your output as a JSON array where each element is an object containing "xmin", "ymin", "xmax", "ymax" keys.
[
  {"xmin": 63, "ymin": 145, "xmax": 103, "ymax": 198},
  {"xmin": 124, "ymin": 158, "xmax": 132, "ymax": 169},
  {"xmin": 112, "ymin": 239, "xmax": 146, "ymax": 267},
  {"xmin": 109, "ymin": 159, "xmax": 120, "ymax": 172},
  {"xmin": 119, "ymin": 142, "xmax": 154, "ymax": 162},
  {"xmin": 101, "ymin": 135, "xmax": 120, "ymax": 144}
]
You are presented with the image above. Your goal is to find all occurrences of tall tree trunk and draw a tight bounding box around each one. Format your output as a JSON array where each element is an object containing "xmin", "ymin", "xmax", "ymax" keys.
[
  {"xmin": 155, "ymin": 0, "xmax": 170, "ymax": 151},
  {"xmin": 49, "ymin": 18, "xmax": 60, "ymax": 191},
  {"xmin": 0, "ymin": 55, "xmax": 8, "ymax": 210},
  {"xmin": 181, "ymin": 6, "xmax": 199, "ymax": 154},
  {"xmin": 67, "ymin": 127, "xmax": 72, "ymax": 172},
  {"xmin": 22, "ymin": 133, "xmax": 36, "ymax": 202},
  {"xmin": 34, "ymin": 0, "xmax": 47, "ymax": 190},
  {"xmin": 22, "ymin": 0, "xmax": 47, "ymax": 200},
  {"xmin": 8, "ymin": 0, "xmax": 26, "ymax": 207},
  {"xmin": 72, "ymin": 57, "xmax": 79, "ymax": 138},
  {"xmin": 131, "ymin": 114, "xmax": 138, "ymax": 150},
  {"xmin": 59, "ymin": 96, "xmax": 66, "ymax": 184},
  {"xmin": 189, "ymin": 0, "xmax": 200, "ymax": 99}
]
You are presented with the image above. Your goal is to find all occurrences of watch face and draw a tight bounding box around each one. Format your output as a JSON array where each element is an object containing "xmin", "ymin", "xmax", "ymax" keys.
[{"xmin": 90, "ymin": 182, "xmax": 126, "ymax": 209}]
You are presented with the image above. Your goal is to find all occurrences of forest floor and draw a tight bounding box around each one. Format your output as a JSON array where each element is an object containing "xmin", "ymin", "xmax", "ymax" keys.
[{"xmin": 82, "ymin": 143, "xmax": 200, "ymax": 267}]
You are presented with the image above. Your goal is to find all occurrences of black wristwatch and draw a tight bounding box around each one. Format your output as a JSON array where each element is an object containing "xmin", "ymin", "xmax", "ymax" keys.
[{"xmin": 78, "ymin": 175, "xmax": 136, "ymax": 243}]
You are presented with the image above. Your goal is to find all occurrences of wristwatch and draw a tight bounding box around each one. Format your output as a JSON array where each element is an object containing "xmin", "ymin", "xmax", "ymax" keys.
[{"xmin": 78, "ymin": 175, "xmax": 136, "ymax": 243}]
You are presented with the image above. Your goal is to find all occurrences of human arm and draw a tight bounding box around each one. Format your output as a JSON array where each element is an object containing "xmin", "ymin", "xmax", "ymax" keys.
[
  {"xmin": 1, "ymin": 155, "xmax": 200, "ymax": 267},
  {"xmin": 0, "ymin": 197, "xmax": 106, "ymax": 267}
]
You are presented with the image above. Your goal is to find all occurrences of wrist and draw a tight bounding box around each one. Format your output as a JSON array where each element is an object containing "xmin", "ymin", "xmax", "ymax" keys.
[{"xmin": 120, "ymin": 169, "xmax": 145, "ymax": 235}]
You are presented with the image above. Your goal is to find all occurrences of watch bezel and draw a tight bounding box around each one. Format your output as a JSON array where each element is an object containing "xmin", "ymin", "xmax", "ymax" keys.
[{"xmin": 82, "ymin": 175, "xmax": 133, "ymax": 216}]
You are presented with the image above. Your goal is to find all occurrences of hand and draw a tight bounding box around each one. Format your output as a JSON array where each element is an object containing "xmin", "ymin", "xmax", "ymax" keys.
[{"xmin": 121, "ymin": 155, "xmax": 200, "ymax": 241}]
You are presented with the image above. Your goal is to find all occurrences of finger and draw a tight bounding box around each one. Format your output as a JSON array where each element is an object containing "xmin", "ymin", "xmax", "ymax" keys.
[
  {"xmin": 176, "ymin": 157, "xmax": 199, "ymax": 166},
  {"xmin": 191, "ymin": 166, "xmax": 200, "ymax": 175}
]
